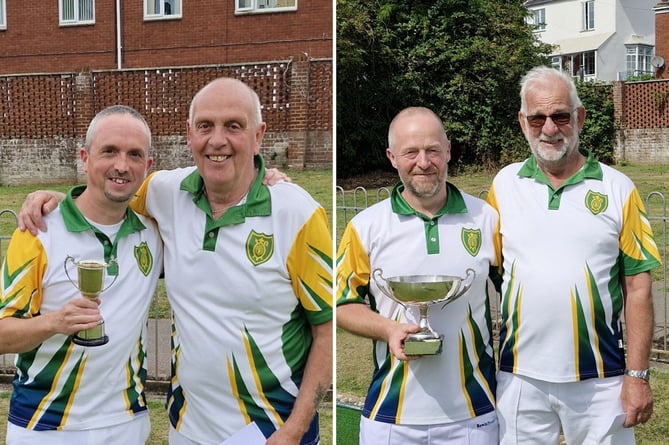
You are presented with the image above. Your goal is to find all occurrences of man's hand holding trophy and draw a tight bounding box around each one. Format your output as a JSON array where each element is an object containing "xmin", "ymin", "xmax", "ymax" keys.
[{"xmin": 373, "ymin": 268, "xmax": 475, "ymax": 356}]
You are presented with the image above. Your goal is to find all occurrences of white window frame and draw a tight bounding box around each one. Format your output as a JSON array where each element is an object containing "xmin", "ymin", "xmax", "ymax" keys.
[
  {"xmin": 565, "ymin": 51, "xmax": 595, "ymax": 79},
  {"xmin": 59, "ymin": 0, "xmax": 95, "ymax": 26},
  {"xmin": 533, "ymin": 8, "xmax": 546, "ymax": 32},
  {"xmin": 582, "ymin": 1, "xmax": 594, "ymax": 31},
  {"xmin": 580, "ymin": 51, "xmax": 596, "ymax": 77},
  {"xmin": 235, "ymin": 0, "xmax": 298, "ymax": 14},
  {"xmin": 625, "ymin": 45, "xmax": 653, "ymax": 77},
  {"xmin": 144, "ymin": 0, "xmax": 182, "ymax": 20}
]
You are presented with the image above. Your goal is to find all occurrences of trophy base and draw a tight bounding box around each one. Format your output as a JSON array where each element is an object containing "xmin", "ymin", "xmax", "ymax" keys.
[
  {"xmin": 73, "ymin": 321, "xmax": 108, "ymax": 347},
  {"xmin": 404, "ymin": 337, "xmax": 443, "ymax": 355},
  {"xmin": 73, "ymin": 335, "xmax": 109, "ymax": 347}
]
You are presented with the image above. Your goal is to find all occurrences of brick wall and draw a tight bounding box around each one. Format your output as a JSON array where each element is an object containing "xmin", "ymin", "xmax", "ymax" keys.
[
  {"xmin": 613, "ymin": 79, "xmax": 669, "ymax": 163},
  {"xmin": 0, "ymin": 58, "xmax": 332, "ymax": 186},
  {"xmin": 0, "ymin": 1, "xmax": 332, "ymax": 75}
]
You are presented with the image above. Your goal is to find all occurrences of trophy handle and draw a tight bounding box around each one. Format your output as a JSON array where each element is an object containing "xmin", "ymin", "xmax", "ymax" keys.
[
  {"xmin": 101, "ymin": 258, "xmax": 119, "ymax": 292},
  {"xmin": 459, "ymin": 268, "xmax": 476, "ymax": 294},
  {"xmin": 371, "ymin": 268, "xmax": 406, "ymax": 307},
  {"xmin": 371, "ymin": 268, "xmax": 391, "ymax": 298},
  {"xmin": 63, "ymin": 255, "xmax": 78, "ymax": 288},
  {"xmin": 440, "ymin": 268, "xmax": 477, "ymax": 309}
]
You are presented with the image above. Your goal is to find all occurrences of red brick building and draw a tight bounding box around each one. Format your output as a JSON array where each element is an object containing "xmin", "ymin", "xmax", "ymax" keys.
[
  {"xmin": 0, "ymin": 1, "xmax": 333, "ymax": 185},
  {"xmin": 655, "ymin": 0, "xmax": 669, "ymax": 79},
  {"xmin": 0, "ymin": 0, "xmax": 331, "ymax": 74}
]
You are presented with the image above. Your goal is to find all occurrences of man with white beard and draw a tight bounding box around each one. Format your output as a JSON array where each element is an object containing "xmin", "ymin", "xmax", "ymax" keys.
[{"xmin": 487, "ymin": 66, "xmax": 661, "ymax": 445}]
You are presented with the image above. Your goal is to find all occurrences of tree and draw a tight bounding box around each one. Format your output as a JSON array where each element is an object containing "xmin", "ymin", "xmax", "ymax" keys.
[
  {"xmin": 575, "ymin": 80, "xmax": 615, "ymax": 164},
  {"xmin": 337, "ymin": 0, "xmax": 554, "ymax": 178}
]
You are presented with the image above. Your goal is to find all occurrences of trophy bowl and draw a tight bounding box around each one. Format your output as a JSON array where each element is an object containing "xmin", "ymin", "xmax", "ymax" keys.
[{"xmin": 373, "ymin": 268, "xmax": 475, "ymax": 355}]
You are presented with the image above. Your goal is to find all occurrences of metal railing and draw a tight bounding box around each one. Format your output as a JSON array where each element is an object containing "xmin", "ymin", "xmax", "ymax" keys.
[{"xmin": 646, "ymin": 192, "xmax": 668, "ymax": 358}]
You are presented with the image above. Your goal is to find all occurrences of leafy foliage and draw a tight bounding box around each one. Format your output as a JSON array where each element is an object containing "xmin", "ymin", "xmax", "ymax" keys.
[
  {"xmin": 337, "ymin": 0, "xmax": 554, "ymax": 178},
  {"xmin": 625, "ymin": 73, "xmax": 655, "ymax": 82},
  {"xmin": 575, "ymin": 81, "xmax": 616, "ymax": 164}
]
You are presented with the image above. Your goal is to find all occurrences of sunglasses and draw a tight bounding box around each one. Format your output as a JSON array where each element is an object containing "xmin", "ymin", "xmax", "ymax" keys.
[{"xmin": 525, "ymin": 110, "xmax": 575, "ymax": 128}]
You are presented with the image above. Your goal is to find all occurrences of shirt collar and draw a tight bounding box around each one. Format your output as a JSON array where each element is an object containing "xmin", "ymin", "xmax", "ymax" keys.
[
  {"xmin": 390, "ymin": 181, "xmax": 468, "ymax": 219},
  {"xmin": 517, "ymin": 148, "xmax": 603, "ymax": 187},
  {"xmin": 60, "ymin": 185, "xmax": 146, "ymax": 235},
  {"xmin": 179, "ymin": 154, "xmax": 272, "ymax": 227}
]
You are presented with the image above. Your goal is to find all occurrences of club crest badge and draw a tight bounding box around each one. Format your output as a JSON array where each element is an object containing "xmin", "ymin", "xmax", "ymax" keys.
[
  {"xmin": 246, "ymin": 230, "xmax": 274, "ymax": 266},
  {"xmin": 585, "ymin": 190, "xmax": 608, "ymax": 215},
  {"xmin": 134, "ymin": 241, "xmax": 153, "ymax": 276},
  {"xmin": 461, "ymin": 228, "xmax": 482, "ymax": 257}
]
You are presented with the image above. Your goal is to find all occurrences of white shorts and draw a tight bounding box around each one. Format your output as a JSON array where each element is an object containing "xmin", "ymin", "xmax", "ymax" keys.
[
  {"xmin": 169, "ymin": 425, "xmax": 320, "ymax": 445},
  {"xmin": 6, "ymin": 413, "xmax": 150, "ymax": 445},
  {"xmin": 496, "ymin": 371, "xmax": 634, "ymax": 445},
  {"xmin": 359, "ymin": 411, "xmax": 498, "ymax": 445}
]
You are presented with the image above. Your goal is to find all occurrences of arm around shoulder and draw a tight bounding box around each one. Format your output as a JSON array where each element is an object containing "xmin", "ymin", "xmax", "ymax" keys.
[{"xmin": 18, "ymin": 190, "xmax": 66, "ymax": 235}]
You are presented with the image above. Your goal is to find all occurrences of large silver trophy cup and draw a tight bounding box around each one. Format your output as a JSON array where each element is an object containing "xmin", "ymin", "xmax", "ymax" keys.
[
  {"xmin": 64, "ymin": 256, "xmax": 118, "ymax": 346},
  {"xmin": 373, "ymin": 268, "xmax": 476, "ymax": 355}
]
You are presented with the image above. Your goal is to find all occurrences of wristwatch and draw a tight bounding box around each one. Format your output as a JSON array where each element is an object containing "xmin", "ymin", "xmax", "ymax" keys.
[{"xmin": 624, "ymin": 369, "xmax": 650, "ymax": 382}]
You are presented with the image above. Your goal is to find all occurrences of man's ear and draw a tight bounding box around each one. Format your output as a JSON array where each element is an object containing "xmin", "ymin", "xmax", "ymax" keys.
[
  {"xmin": 80, "ymin": 147, "xmax": 89, "ymax": 174},
  {"xmin": 576, "ymin": 107, "xmax": 586, "ymax": 132},
  {"xmin": 386, "ymin": 148, "xmax": 398, "ymax": 169},
  {"xmin": 518, "ymin": 111, "xmax": 528, "ymax": 139}
]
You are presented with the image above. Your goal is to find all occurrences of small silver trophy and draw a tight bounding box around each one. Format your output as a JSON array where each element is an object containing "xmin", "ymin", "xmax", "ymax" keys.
[
  {"xmin": 64, "ymin": 256, "xmax": 118, "ymax": 346},
  {"xmin": 373, "ymin": 268, "xmax": 475, "ymax": 355}
]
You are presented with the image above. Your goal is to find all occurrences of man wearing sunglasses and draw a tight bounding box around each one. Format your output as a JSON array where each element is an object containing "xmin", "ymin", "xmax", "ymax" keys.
[{"xmin": 486, "ymin": 66, "xmax": 661, "ymax": 445}]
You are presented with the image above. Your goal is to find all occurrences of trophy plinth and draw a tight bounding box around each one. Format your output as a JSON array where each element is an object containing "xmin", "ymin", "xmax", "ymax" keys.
[
  {"xmin": 373, "ymin": 268, "xmax": 475, "ymax": 356},
  {"xmin": 64, "ymin": 256, "xmax": 117, "ymax": 347}
]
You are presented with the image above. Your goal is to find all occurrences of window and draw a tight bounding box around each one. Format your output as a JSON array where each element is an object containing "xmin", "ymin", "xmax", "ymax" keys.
[
  {"xmin": 625, "ymin": 45, "xmax": 653, "ymax": 77},
  {"xmin": 582, "ymin": 1, "xmax": 594, "ymax": 31},
  {"xmin": 532, "ymin": 9, "xmax": 546, "ymax": 32},
  {"xmin": 145, "ymin": 0, "xmax": 181, "ymax": 19},
  {"xmin": 0, "ymin": 0, "xmax": 6, "ymax": 30},
  {"xmin": 556, "ymin": 52, "xmax": 596, "ymax": 79},
  {"xmin": 565, "ymin": 51, "xmax": 595, "ymax": 78},
  {"xmin": 578, "ymin": 51, "xmax": 596, "ymax": 77},
  {"xmin": 60, "ymin": 0, "xmax": 95, "ymax": 25},
  {"xmin": 236, "ymin": 0, "xmax": 297, "ymax": 14}
]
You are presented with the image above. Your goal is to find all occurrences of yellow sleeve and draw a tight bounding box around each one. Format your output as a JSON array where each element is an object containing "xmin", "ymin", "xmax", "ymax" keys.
[
  {"xmin": 620, "ymin": 187, "xmax": 662, "ymax": 273},
  {"xmin": 130, "ymin": 172, "xmax": 158, "ymax": 217},
  {"xmin": 335, "ymin": 222, "xmax": 371, "ymax": 306},
  {"xmin": 0, "ymin": 229, "xmax": 47, "ymax": 319},
  {"xmin": 486, "ymin": 185, "xmax": 503, "ymax": 280},
  {"xmin": 286, "ymin": 207, "xmax": 333, "ymax": 325}
]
